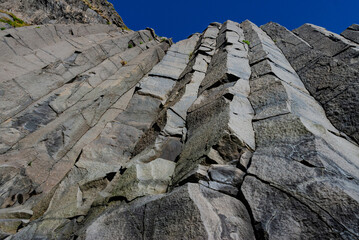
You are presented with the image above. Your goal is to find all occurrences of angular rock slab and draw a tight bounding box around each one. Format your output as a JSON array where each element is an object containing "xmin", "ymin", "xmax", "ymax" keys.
[
  {"xmin": 341, "ymin": 24, "xmax": 359, "ymax": 44},
  {"xmin": 82, "ymin": 183, "xmax": 255, "ymax": 240},
  {"xmin": 293, "ymin": 23, "xmax": 359, "ymax": 68},
  {"xmin": 172, "ymin": 20, "xmax": 254, "ymax": 186},
  {"xmin": 262, "ymin": 22, "xmax": 359, "ymax": 144},
  {"xmin": 106, "ymin": 158, "xmax": 176, "ymax": 201},
  {"xmin": 242, "ymin": 176, "xmax": 345, "ymax": 239},
  {"xmin": 149, "ymin": 35, "xmax": 199, "ymax": 80},
  {"xmin": 243, "ymin": 20, "xmax": 359, "ymax": 240}
]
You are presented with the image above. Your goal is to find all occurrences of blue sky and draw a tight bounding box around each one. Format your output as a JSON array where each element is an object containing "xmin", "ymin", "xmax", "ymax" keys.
[{"xmin": 109, "ymin": 0, "xmax": 358, "ymax": 42}]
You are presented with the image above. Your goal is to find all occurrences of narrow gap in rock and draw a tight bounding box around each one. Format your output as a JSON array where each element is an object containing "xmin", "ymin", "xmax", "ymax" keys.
[
  {"xmin": 142, "ymin": 204, "xmax": 147, "ymax": 240},
  {"xmin": 299, "ymin": 160, "xmax": 318, "ymax": 168},
  {"xmin": 105, "ymin": 172, "xmax": 117, "ymax": 181},
  {"xmin": 252, "ymin": 112, "xmax": 291, "ymax": 122},
  {"xmin": 74, "ymin": 150, "xmax": 83, "ymax": 165},
  {"xmin": 17, "ymin": 194, "xmax": 23, "ymax": 204},
  {"xmin": 48, "ymin": 103, "xmax": 59, "ymax": 115},
  {"xmin": 134, "ymin": 86, "xmax": 142, "ymax": 93},
  {"xmin": 237, "ymin": 184, "xmax": 268, "ymax": 240},
  {"xmin": 66, "ymin": 75, "xmax": 89, "ymax": 84},
  {"xmin": 223, "ymin": 93, "xmax": 234, "ymax": 101},
  {"xmin": 29, "ymin": 190, "xmax": 38, "ymax": 197},
  {"xmin": 4, "ymin": 33, "xmax": 13, "ymax": 38},
  {"xmin": 108, "ymin": 195, "xmax": 128, "ymax": 203}
]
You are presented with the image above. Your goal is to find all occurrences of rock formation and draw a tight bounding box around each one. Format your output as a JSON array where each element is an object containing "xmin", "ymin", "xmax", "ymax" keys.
[
  {"xmin": 0, "ymin": 2, "xmax": 358, "ymax": 239},
  {"xmin": 0, "ymin": 0, "xmax": 125, "ymax": 28}
]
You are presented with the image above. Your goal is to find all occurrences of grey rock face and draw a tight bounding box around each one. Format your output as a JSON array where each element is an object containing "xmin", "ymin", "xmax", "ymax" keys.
[
  {"xmin": 0, "ymin": 8, "xmax": 358, "ymax": 240},
  {"xmin": 293, "ymin": 23, "xmax": 359, "ymax": 69},
  {"xmin": 242, "ymin": 20, "xmax": 359, "ymax": 239},
  {"xmin": 262, "ymin": 22, "xmax": 359, "ymax": 144},
  {"xmin": 0, "ymin": 21, "xmax": 171, "ymax": 237},
  {"xmin": 81, "ymin": 183, "xmax": 255, "ymax": 240},
  {"xmin": 341, "ymin": 24, "xmax": 359, "ymax": 44},
  {"xmin": 0, "ymin": 0, "xmax": 126, "ymax": 28}
]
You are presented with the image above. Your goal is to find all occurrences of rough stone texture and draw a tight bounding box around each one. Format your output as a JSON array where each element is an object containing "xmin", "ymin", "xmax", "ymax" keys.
[
  {"xmin": 262, "ymin": 22, "xmax": 359, "ymax": 144},
  {"xmin": 0, "ymin": 4, "xmax": 358, "ymax": 239},
  {"xmin": 0, "ymin": 0, "xmax": 127, "ymax": 28},
  {"xmin": 292, "ymin": 23, "xmax": 359, "ymax": 69},
  {"xmin": 81, "ymin": 183, "xmax": 255, "ymax": 240},
  {"xmin": 172, "ymin": 20, "xmax": 254, "ymax": 187},
  {"xmin": 341, "ymin": 24, "xmax": 359, "ymax": 44},
  {"xmin": 242, "ymin": 20, "xmax": 359, "ymax": 239},
  {"xmin": 0, "ymin": 19, "xmax": 171, "ymax": 237},
  {"xmin": 103, "ymin": 158, "xmax": 176, "ymax": 201}
]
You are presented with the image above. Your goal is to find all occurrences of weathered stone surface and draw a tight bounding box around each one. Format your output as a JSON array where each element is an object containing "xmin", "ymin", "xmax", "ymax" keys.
[
  {"xmin": 81, "ymin": 184, "xmax": 255, "ymax": 240},
  {"xmin": 293, "ymin": 23, "xmax": 359, "ymax": 68},
  {"xmin": 0, "ymin": 207, "xmax": 32, "ymax": 235},
  {"xmin": 149, "ymin": 35, "xmax": 199, "ymax": 80},
  {"xmin": 69, "ymin": 38, "xmax": 195, "ymax": 194},
  {"xmin": 200, "ymin": 164, "xmax": 245, "ymax": 196},
  {"xmin": 241, "ymin": 20, "xmax": 359, "ymax": 240},
  {"xmin": 242, "ymin": 176, "xmax": 342, "ymax": 239},
  {"xmin": 208, "ymin": 165, "xmax": 245, "ymax": 186},
  {"xmin": 103, "ymin": 158, "xmax": 176, "ymax": 201},
  {"xmin": 0, "ymin": 30, "xmax": 155, "ymax": 126},
  {"xmin": 42, "ymin": 167, "xmax": 91, "ymax": 219},
  {"xmin": 0, "ymin": 20, "xmax": 170, "ymax": 237},
  {"xmin": 173, "ymin": 21, "xmax": 254, "ymax": 187},
  {"xmin": 137, "ymin": 76, "xmax": 176, "ymax": 104},
  {"xmin": 341, "ymin": 24, "xmax": 359, "ymax": 44},
  {"xmin": 200, "ymin": 180, "xmax": 239, "ymax": 196},
  {"xmin": 199, "ymin": 46, "xmax": 251, "ymax": 94},
  {"xmin": 1, "ymin": 9, "xmax": 359, "ymax": 240},
  {"xmin": 0, "ymin": 0, "xmax": 126, "ymax": 28},
  {"xmin": 119, "ymin": 31, "xmax": 211, "ymax": 173},
  {"xmin": 262, "ymin": 22, "xmax": 359, "ymax": 144},
  {"xmin": 158, "ymin": 137, "xmax": 183, "ymax": 161},
  {"xmin": 116, "ymin": 94, "xmax": 162, "ymax": 131},
  {"xmin": 0, "ymin": 80, "xmax": 33, "ymax": 124}
]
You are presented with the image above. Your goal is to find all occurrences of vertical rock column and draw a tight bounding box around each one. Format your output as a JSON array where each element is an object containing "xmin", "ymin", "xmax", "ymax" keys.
[
  {"xmin": 0, "ymin": 27, "xmax": 170, "ymax": 236},
  {"xmin": 172, "ymin": 20, "xmax": 254, "ymax": 189},
  {"xmin": 94, "ymin": 23, "xmax": 222, "ymax": 202},
  {"xmin": 78, "ymin": 21, "xmax": 257, "ymax": 240},
  {"xmin": 37, "ymin": 34, "xmax": 200, "ymax": 226},
  {"xmin": 130, "ymin": 23, "xmax": 221, "ymax": 166},
  {"xmin": 241, "ymin": 20, "xmax": 359, "ymax": 239},
  {"xmin": 293, "ymin": 23, "xmax": 359, "ymax": 69},
  {"xmin": 159, "ymin": 23, "xmax": 220, "ymax": 156},
  {"xmin": 163, "ymin": 20, "xmax": 257, "ymax": 239}
]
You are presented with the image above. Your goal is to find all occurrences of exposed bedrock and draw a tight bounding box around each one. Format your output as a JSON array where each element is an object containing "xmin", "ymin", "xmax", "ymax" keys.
[
  {"xmin": 262, "ymin": 22, "xmax": 359, "ymax": 145},
  {"xmin": 242, "ymin": 20, "xmax": 359, "ymax": 239},
  {"xmin": 0, "ymin": 17, "xmax": 358, "ymax": 240},
  {"xmin": 341, "ymin": 24, "xmax": 359, "ymax": 44},
  {"xmin": 0, "ymin": 0, "xmax": 126, "ymax": 28}
]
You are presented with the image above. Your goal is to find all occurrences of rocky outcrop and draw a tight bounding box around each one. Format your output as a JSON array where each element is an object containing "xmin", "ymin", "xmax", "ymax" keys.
[
  {"xmin": 81, "ymin": 183, "xmax": 255, "ymax": 240},
  {"xmin": 0, "ymin": 6, "xmax": 358, "ymax": 240},
  {"xmin": 0, "ymin": 0, "xmax": 126, "ymax": 28},
  {"xmin": 242, "ymin": 20, "xmax": 358, "ymax": 239},
  {"xmin": 262, "ymin": 22, "xmax": 359, "ymax": 145},
  {"xmin": 341, "ymin": 24, "xmax": 359, "ymax": 44},
  {"xmin": 0, "ymin": 22, "xmax": 170, "ymax": 238}
]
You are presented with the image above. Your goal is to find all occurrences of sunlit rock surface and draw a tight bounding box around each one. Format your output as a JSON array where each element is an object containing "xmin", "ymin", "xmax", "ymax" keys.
[{"xmin": 0, "ymin": 6, "xmax": 358, "ymax": 239}]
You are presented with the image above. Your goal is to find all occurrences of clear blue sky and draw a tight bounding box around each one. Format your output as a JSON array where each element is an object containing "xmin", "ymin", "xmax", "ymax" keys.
[{"xmin": 109, "ymin": 0, "xmax": 358, "ymax": 42}]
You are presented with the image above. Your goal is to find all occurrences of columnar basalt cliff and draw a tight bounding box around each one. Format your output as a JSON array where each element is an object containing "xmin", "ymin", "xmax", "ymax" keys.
[{"xmin": 0, "ymin": 2, "xmax": 358, "ymax": 239}]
